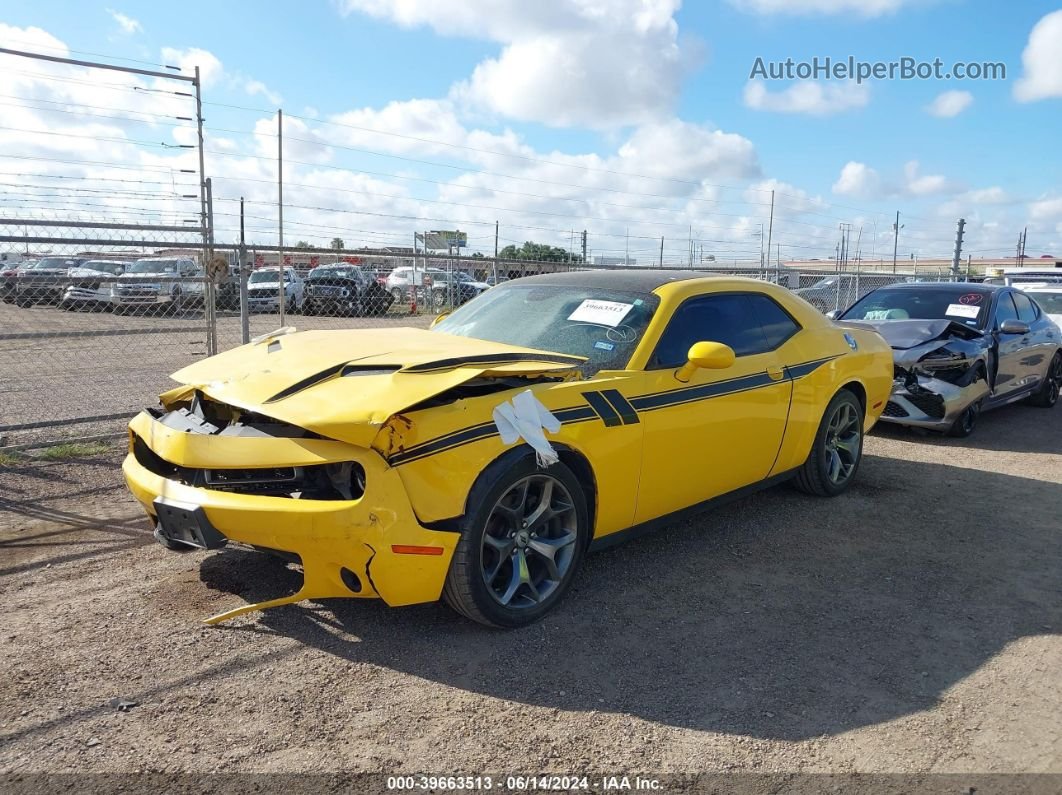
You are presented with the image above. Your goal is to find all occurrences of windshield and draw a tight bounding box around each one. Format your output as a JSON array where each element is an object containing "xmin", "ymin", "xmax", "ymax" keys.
[
  {"xmin": 432, "ymin": 283, "xmax": 659, "ymax": 376},
  {"xmin": 128, "ymin": 259, "xmax": 179, "ymax": 274},
  {"xmin": 310, "ymin": 268, "xmax": 353, "ymax": 279},
  {"xmin": 81, "ymin": 261, "xmax": 125, "ymax": 274},
  {"xmin": 249, "ymin": 270, "xmax": 289, "ymax": 283},
  {"xmin": 840, "ymin": 286, "xmax": 994, "ymax": 328},
  {"xmin": 1029, "ymin": 291, "xmax": 1062, "ymax": 315}
]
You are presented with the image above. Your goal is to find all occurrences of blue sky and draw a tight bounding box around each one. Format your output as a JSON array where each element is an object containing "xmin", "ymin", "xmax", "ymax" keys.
[{"xmin": 1, "ymin": 1, "xmax": 1061, "ymax": 262}]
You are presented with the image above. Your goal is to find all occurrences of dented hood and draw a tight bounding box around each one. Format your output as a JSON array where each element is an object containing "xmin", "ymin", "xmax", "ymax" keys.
[
  {"xmin": 837, "ymin": 318, "xmax": 982, "ymax": 350},
  {"xmin": 168, "ymin": 327, "xmax": 584, "ymax": 446}
]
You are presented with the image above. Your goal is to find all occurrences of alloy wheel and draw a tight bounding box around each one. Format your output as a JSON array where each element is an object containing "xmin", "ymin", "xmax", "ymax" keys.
[
  {"xmin": 824, "ymin": 401, "xmax": 861, "ymax": 485},
  {"xmin": 480, "ymin": 475, "xmax": 579, "ymax": 610}
]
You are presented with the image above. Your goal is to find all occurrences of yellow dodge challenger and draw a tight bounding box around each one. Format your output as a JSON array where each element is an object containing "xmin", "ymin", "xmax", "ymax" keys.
[{"xmin": 123, "ymin": 271, "xmax": 893, "ymax": 627}]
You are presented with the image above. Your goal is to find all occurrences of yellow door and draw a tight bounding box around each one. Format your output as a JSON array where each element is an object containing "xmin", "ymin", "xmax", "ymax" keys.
[{"xmin": 629, "ymin": 292, "xmax": 796, "ymax": 524}]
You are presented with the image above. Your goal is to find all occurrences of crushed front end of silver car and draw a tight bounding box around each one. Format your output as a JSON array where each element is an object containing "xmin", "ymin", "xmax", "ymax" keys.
[{"xmin": 843, "ymin": 319, "xmax": 989, "ymax": 431}]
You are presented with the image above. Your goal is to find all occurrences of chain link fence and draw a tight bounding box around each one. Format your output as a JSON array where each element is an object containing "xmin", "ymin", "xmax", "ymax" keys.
[{"xmin": 0, "ymin": 217, "xmax": 967, "ymax": 450}]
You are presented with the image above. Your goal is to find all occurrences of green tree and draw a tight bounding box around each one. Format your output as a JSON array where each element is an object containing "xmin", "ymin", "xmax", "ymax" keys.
[
  {"xmin": 330, "ymin": 237, "xmax": 345, "ymax": 250},
  {"xmin": 497, "ymin": 241, "xmax": 582, "ymax": 263},
  {"xmin": 294, "ymin": 240, "xmax": 311, "ymax": 249}
]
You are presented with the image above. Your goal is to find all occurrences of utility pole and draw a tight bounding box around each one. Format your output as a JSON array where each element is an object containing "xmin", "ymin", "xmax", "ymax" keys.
[
  {"xmin": 891, "ymin": 211, "xmax": 902, "ymax": 274},
  {"xmin": 765, "ymin": 190, "xmax": 775, "ymax": 277},
  {"xmin": 757, "ymin": 223, "xmax": 764, "ymax": 269},
  {"xmin": 951, "ymin": 218, "xmax": 966, "ymax": 280},
  {"xmin": 581, "ymin": 230, "xmax": 587, "ymax": 265},
  {"xmin": 659, "ymin": 236, "xmax": 664, "ymax": 268},
  {"xmin": 205, "ymin": 177, "xmax": 217, "ymax": 355},
  {"xmin": 277, "ymin": 108, "xmax": 285, "ymax": 327},
  {"xmin": 239, "ymin": 197, "xmax": 249, "ymax": 344},
  {"xmin": 493, "ymin": 220, "xmax": 498, "ymax": 285},
  {"xmin": 688, "ymin": 225, "xmax": 693, "ymax": 268}
]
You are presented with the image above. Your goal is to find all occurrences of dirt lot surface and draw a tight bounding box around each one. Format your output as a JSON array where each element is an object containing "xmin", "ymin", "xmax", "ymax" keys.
[{"xmin": 1, "ymin": 400, "xmax": 1060, "ymax": 783}]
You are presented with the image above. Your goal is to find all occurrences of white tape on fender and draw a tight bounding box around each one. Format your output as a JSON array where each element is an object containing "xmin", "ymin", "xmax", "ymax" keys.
[{"xmin": 492, "ymin": 390, "xmax": 562, "ymax": 468}]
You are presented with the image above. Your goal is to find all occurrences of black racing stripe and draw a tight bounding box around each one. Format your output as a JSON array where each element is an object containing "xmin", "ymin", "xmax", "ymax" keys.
[
  {"xmin": 785, "ymin": 355, "xmax": 840, "ymax": 380},
  {"xmin": 264, "ymin": 362, "xmax": 348, "ymax": 403},
  {"xmin": 629, "ymin": 371, "xmax": 776, "ymax": 412},
  {"xmin": 389, "ymin": 423, "xmax": 499, "ymax": 465},
  {"xmin": 553, "ymin": 405, "xmax": 597, "ymax": 423},
  {"xmin": 389, "ymin": 402, "xmax": 595, "ymax": 465},
  {"xmin": 601, "ymin": 389, "xmax": 639, "ymax": 425},
  {"xmin": 582, "ymin": 391, "xmax": 622, "ymax": 427},
  {"xmin": 402, "ymin": 352, "xmax": 586, "ymax": 373}
]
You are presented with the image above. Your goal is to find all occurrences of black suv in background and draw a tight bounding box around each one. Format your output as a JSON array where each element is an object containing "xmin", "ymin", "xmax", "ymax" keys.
[{"xmin": 302, "ymin": 264, "xmax": 394, "ymax": 316}]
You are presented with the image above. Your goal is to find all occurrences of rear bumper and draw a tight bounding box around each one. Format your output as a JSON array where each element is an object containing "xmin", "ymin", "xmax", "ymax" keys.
[{"xmin": 122, "ymin": 412, "xmax": 459, "ymax": 609}]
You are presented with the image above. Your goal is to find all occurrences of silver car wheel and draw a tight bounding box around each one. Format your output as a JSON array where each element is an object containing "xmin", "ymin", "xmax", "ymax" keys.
[
  {"xmin": 480, "ymin": 475, "xmax": 578, "ymax": 609},
  {"xmin": 824, "ymin": 401, "xmax": 861, "ymax": 485}
]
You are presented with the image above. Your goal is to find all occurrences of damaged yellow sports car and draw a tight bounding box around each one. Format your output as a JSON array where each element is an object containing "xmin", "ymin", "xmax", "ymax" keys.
[{"xmin": 123, "ymin": 271, "xmax": 892, "ymax": 627}]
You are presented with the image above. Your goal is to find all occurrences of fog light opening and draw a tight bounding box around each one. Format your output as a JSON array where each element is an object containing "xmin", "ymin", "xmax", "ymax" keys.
[{"xmin": 340, "ymin": 567, "xmax": 362, "ymax": 594}]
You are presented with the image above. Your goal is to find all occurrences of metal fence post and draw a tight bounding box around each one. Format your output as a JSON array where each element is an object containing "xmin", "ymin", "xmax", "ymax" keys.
[{"xmin": 239, "ymin": 244, "xmax": 250, "ymax": 344}]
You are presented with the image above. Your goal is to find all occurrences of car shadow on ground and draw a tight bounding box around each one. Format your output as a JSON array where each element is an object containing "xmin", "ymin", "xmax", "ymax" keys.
[
  {"xmin": 869, "ymin": 396, "xmax": 1059, "ymax": 454},
  {"xmin": 200, "ymin": 451, "xmax": 1062, "ymax": 742}
]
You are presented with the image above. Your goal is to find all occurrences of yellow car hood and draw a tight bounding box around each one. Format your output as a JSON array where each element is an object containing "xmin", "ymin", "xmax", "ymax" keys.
[{"xmin": 167, "ymin": 327, "xmax": 584, "ymax": 447}]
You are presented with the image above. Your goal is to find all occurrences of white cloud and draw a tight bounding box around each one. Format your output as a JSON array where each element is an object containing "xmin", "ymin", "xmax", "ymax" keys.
[
  {"xmin": 1014, "ymin": 10, "xmax": 1062, "ymax": 102},
  {"xmin": 743, "ymin": 80, "xmax": 869, "ymax": 115},
  {"xmin": 926, "ymin": 90, "xmax": 972, "ymax": 118},
  {"xmin": 106, "ymin": 9, "xmax": 143, "ymax": 35},
  {"xmin": 1029, "ymin": 196, "xmax": 1062, "ymax": 222},
  {"xmin": 340, "ymin": 0, "xmax": 694, "ymax": 128},
  {"xmin": 832, "ymin": 161, "xmax": 882, "ymax": 198},
  {"xmin": 902, "ymin": 160, "xmax": 957, "ymax": 196},
  {"xmin": 965, "ymin": 187, "xmax": 1007, "ymax": 204},
  {"xmin": 244, "ymin": 79, "xmax": 283, "ymax": 107},
  {"xmin": 728, "ymin": 0, "xmax": 913, "ymax": 16},
  {"xmin": 161, "ymin": 46, "xmax": 223, "ymax": 86}
]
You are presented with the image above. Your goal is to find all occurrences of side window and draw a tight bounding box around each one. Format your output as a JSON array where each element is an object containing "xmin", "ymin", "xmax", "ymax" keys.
[
  {"xmin": 747, "ymin": 294, "xmax": 801, "ymax": 348},
  {"xmin": 994, "ymin": 293, "xmax": 1019, "ymax": 326},
  {"xmin": 1011, "ymin": 291, "xmax": 1038, "ymax": 323},
  {"xmin": 650, "ymin": 294, "xmax": 768, "ymax": 369}
]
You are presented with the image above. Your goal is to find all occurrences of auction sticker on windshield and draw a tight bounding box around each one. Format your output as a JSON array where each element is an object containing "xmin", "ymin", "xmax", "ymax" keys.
[
  {"xmin": 945, "ymin": 303, "xmax": 980, "ymax": 320},
  {"xmin": 567, "ymin": 299, "xmax": 634, "ymax": 327}
]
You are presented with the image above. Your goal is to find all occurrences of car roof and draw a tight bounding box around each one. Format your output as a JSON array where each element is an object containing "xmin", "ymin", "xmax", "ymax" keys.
[
  {"xmin": 509, "ymin": 269, "xmax": 708, "ymax": 292},
  {"xmin": 1020, "ymin": 283, "xmax": 1062, "ymax": 291},
  {"xmin": 874, "ymin": 281, "xmax": 1003, "ymax": 293}
]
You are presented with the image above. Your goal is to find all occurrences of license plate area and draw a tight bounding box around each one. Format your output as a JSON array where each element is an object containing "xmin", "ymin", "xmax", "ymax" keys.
[{"xmin": 153, "ymin": 498, "xmax": 227, "ymax": 549}]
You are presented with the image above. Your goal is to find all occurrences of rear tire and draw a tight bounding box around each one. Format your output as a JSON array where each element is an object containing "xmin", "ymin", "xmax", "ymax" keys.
[
  {"xmin": 794, "ymin": 389, "xmax": 864, "ymax": 497},
  {"xmin": 443, "ymin": 455, "xmax": 589, "ymax": 628},
  {"xmin": 1027, "ymin": 352, "xmax": 1061, "ymax": 408}
]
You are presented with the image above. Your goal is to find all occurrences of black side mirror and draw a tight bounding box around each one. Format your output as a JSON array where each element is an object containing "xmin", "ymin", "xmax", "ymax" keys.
[{"xmin": 999, "ymin": 319, "xmax": 1030, "ymax": 335}]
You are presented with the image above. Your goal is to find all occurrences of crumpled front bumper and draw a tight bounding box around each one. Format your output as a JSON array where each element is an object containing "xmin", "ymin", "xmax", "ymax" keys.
[
  {"xmin": 879, "ymin": 373, "xmax": 990, "ymax": 431},
  {"xmin": 122, "ymin": 411, "xmax": 459, "ymax": 622},
  {"xmin": 63, "ymin": 286, "xmax": 111, "ymax": 304}
]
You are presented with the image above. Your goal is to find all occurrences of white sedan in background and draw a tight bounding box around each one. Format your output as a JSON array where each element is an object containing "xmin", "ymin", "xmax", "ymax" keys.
[
  {"xmin": 247, "ymin": 266, "xmax": 304, "ymax": 313},
  {"xmin": 1020, "ymin": 283, "xmax": 1062, "ymax": 328},
  {"xmin": 60, "ymin": 259, "xmax": 128, "ymax": 310}
]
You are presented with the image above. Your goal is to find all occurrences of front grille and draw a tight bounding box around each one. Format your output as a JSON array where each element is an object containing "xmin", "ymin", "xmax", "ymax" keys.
[
  {"xmin": 882, "ymin": 401, "xmax": 909, "ymax": 418},
  {"xmin": 132, "ymin": 434, "xmax": 364, "ymax": 500},
  {"xmin": 906, "ymin": 392, "xmax": 946, "ymax": 419}
]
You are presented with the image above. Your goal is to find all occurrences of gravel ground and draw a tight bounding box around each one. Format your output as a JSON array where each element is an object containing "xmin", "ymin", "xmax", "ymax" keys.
[{"xmin": 1, "ymin": 395, "xmax": 1059, "ymax": 783}]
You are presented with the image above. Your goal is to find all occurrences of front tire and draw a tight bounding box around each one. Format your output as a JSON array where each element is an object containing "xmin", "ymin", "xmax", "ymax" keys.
[
  {"xmin": 947, "ymin": 400, "xmax": 980, "ymax": 437},
  {"xmin": 794, "ymin": 389, "xmax": 864, "ymax": 497},
  {"xmin": 443, "ymin": 456, "xmax": 589, "ymax": 628}
]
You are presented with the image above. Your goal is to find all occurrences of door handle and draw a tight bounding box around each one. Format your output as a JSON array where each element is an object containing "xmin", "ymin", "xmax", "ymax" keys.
[{"xmin": 766, "ymin": 365, "xmax": 786, "ymax": 381}]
